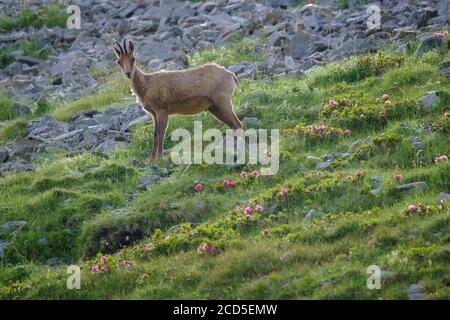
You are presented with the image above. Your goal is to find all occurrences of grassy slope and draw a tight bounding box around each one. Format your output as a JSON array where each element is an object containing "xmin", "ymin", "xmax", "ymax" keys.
[{"xmin": 0, "ymin": 41, "xmax": 449, "ymax": 299}]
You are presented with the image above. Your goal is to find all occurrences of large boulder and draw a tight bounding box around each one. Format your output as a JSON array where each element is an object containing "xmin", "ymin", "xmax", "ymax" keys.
[{"xmin": 415, "ymin": 35, "xmax": 448, "ymax": 57}]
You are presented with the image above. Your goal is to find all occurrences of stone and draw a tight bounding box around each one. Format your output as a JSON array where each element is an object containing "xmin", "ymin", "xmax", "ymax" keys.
[
  {"xmin": 0, "ymin": 160, "xmax": 35, "ymax": 175},
  {"xmin": 11, "ymin": 136, "xmax": 38, "ymax": 160},
  {"xmin": 408, "ymin": 284, "xmax": 423, "ymax": 300},
  {"xmin": 0, "ymin": 221, "xmax": 27, "ymax": 237},
  {"xmin": 415, "ymin": 36, "xmax": 448, "ymax": 57},
  {"xmin": 16, "ymin": 56, "xmax": 43, "ymax": 66},
  {"xmin": 395, "ymin": 181, "xmax": 428, "ymax": 195},
  {"xmin": 315, "ymin": 160, "xmax": 333, "ymax": 171},
  {"xmin": 0, "ymin": 148, "xmax": 9, "ymax": 163},
  {"xmin": 370, "ymin": 176, "xmax": 383, "ymax": 195},
  {"xmin": 416, "ymin": 91, "xmax": 440, "ymax": 112},
  {"xmin": 12, "ymin": 103, "xmax": 31, "ymax": 118},
  {"xmin": 438, "ymin": 192, "xmax": 450, "ymax": 203},
  {"xmin": 407, "ymin": 136, "xmax": 425, "ymax": 149},
  {"xmin": 288, "ymin": 31, "xmax": 320, "ymax": 60},
  {"xmin": 242, "ymin": 117, "xmax": 260, "ymax": 126},
  {"xmin": 303, "ymin": 209, "xmax": 320, "ymax": 223},
  {"xmin": 438, "ymin": 58, "xmax": 450, "ymax": 78},
  {"xmin": 37, "ymin": 237, "xmax": 49, "ymax": 246},
  {"xmin": 0, "ymin": 240, "xmax": 8, "ymax": 258},
  {"xmin": 110, "ymin": 209, "xmax": 136, "ymax": 218},
  {"xmin": 138, "ymin": 174, "xmax": 161, "ymax": 189}
]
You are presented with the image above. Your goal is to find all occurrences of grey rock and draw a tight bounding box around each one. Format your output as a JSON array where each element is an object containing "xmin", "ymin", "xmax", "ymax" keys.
[
  {"xmin": 439, "ymin": 58, "xmax": 450, "ymax": 78},
  {"xmin": 0, "ymin": 160, "xmax": 35, "ymax": 175},
  {"xmin": 16, "ymin": 55, "xmax": 43, "ymax": 66},
  {"xmin": 416, "ymin": 91, "xmax": 440, "ymax": 112},
  {"xmin": 303, "ymin": 209, "xmax": 320, "ymax": 223},
  {"xmin": 0, "ymin": 148, "xmax": 8, "ymax": 163},
  {"xmin": 395, "ymin": 181, "xmax": 428, "ymax": 195},
  {"xmin": 408, "ymin": 283, "xmax": 423, "ymax": 300},
  {"xmin": 315, "ymin": 160, "xmax": 333, "ymax": 171},
  {"xmin": 415, "ymin": 36, "xmax": 448, "ymax": 57},
  {"xmin": 407, "ymin": 136, "xmax": 425, "ymax": 149},
  {"xmin": 0, "ymin": 221, "xmax": 27, "ymax": 237},
  {"xmin": 37, "ymin": 237, "xmax": 49, "ymax": 246},
  {"xmin": 12, "ymin": 103, "xmax": 31, "ymax": 118},
  {"xmin": 242, "ymin": 117, "xmax": 260, "ymax": 126},
  {"xmin": 138, "ymin": 174, "xmax": 161, "ymax": 189},
  {"xmin": 0, "ymin": 240, "xmax": 8, "ymax": 258},
  {"xmin": 370, "ymin": 176, "xmax": 383, "ymax": 195},
  {"xmin": 438, "ymin": 192, "xmax": 450, "ymax": 203},
  {"xmin": 110, "ymin": 209, "xmax": 136, "ymax": 218}
]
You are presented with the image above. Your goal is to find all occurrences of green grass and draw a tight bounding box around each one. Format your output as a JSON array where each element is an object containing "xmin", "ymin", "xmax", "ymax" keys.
[
  {"xmin": 0, "ymin": 96, "xmax": 14, "ymax": 121},
  {"xmin": 0, "ymin": 4, "xmax": 68, "ymax": 33},
  {"xmin": 0, "ymin": 39, "xmax": 51, "ymax": 69},
  {"xmin": 189, "ymin": 38, "xmax": 266, "ymax": 68},
  {"xmin": 0, "ymin": 45, "xmax": 449, "ymax": 299}
]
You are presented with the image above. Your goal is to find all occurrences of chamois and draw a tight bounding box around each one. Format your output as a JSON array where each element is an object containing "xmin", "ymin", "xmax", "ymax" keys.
[{"xmin": 113, "ymin": 39, "xmax": 243, "ymax": 160}]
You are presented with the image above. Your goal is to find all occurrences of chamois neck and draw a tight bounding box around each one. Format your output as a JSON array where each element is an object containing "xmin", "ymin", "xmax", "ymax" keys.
[{"xmin": 130, "ymin": 66, "xmax": 147, "ymax": 99}]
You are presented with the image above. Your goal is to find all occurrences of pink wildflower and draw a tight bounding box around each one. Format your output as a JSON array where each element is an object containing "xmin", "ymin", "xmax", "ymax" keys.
[
  {"xmin": 279, "ymin": 189, "xmax": 288, "ymax": 197},
  {"xmin": 90, "ymin": 265, "xmax": 100, "ymax": 273},
  {"xmin": 408, "ymin": 204, "xmax": 417, "ymax": 213},
  {"xmin": 443, "ymin": 31, "xmax": 449, "ymax": 37},
  {"xmin": 100, "ymin": 265, "xmax": 109, "ymax": 273},
  {"xmin": 343, "ymin": 129, "xmax": 351, "ymax": 136},
  {"xmin": 252, "ymin": 170, "xmax": 260, "ymax": 177},
  {"xmin": 244, "ymin": 207, "xmax": 253, "ymax": 215},
  {"xmin": 329, "ymin": 99, "xmax": 337, "ymax": 107},
  {"xmin": 100, "ymin": 255, "xmax": 108, "ymax": 262},
  {"xmin": 444, "ymin": 112, "xmax": 450, "ymax": 118},
  {"xmin": 255, "ymin": 204, "xmax": 264, "ymax": 212},
  {"xmin": 356, "ymin": 170, "xmax": 363, "ymax": 177},
  {"xmin": 394, "ymin": 174, "xmax": 402, "ymax": 181},
  {"xmin": 382, "ymin": 94, "xmax": 389, "ymax": 101},
  {"xmin": 239, "ymin": 171, "xmax": 248, "ymax": 178},
  {"xmin": 433, "ymin": 32, "xmax": 442, "ymax": 37},
  {"xmin": 235, "ymin": 204, "xmax": 241, "ymax": 210},
  {"xmin": 194, "ymin": 183, "xmax": 203, "ymax": 191},
  {"xmin": 346, "ymin": 175, "xmax": 353, "ymax": 181},
  {"xmin": 368, "ymin": 240, "xmax": 375, "ymax": 248},
  {"xmin": 261, "ymin": 228, "xmax": 269, "ymax": 237}
]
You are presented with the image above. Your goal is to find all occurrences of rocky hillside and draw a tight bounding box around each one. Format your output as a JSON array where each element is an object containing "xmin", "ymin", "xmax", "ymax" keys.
[{"xmin": 0, "ymin": 0, "xmax": 449, "ymax": 299}]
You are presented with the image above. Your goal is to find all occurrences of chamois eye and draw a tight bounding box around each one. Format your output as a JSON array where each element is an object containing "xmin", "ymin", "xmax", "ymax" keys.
[{"xmin": 116, "ymin": 60, "xmax": 121, "ymax": 65}]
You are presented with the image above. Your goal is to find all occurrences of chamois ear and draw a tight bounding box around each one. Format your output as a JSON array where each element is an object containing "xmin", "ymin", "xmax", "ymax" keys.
[
  {"xmin": 112, "ymin": 43, "xmax": 122, "ymax": 58},
  {"xmin": 128, "ymin": 41, "xmax": 135, "ymax": 55}
]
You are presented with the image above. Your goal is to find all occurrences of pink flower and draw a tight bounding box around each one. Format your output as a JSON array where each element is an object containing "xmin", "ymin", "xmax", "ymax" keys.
[
  {"xmin": 343, "ymin": 129, "xmax": 351, "ymax": 136},
  {"xmin": 408, "ymin": 205, "xmax": 417, "ymax": 213},
  {"xmin": 382, "ymin": 94, "xmax": 389, "ymax": 101},
  {"xmin": 144, "ymin": 244, "xmax": 152, "ymax": 252},
  {"xmin": 235, "ymin": 204, "xmax": 241, "ymax": 210},
  {"xmin": 356, "ymin": 170, "xmax": 363, "ymax": 177},
  {"xmin": 90, "ymin": 265, "xmax": 100, "ymax": 273},
  {"xmin": 394, "ymin": 174, "xmax": 402, "ymax": 181},
  {"xmin": 194, "ymin": 183, "xmax": 203, "ymax": 191},
  {"xmin": 100, "ymin": 255, "xmax": 108, "ymax": 262},
  {"xmin": 100, "ymin": 265, "xmax": 109, "ymax": 273},
  {"xmin": 329, "ymin": 99, "xmax": 337, "ymax": 107},
  {"xmin": 346, "ymin": 175, "xmax": 353, "ymax": 181},
  {"xmin": 261, "ymin": 228, "xmax": 269, "ymax": 237},
  {"xmin": 255, "ymin": 204, "xmax": 264, "ymax": 212},
  {"xmin": 444, "ymin": 112, "xmax": 450, "ymax": 118},
  {"xmin": 367, "ymin": 240, "xmax": 375, "ymax": 248},
  {"xmin": 318, "ymin": 124, "xmax": 326, "ymax": 132},
  {"xmin": 433, "ymin": 32, "xmax": 442, "ymax": 37},
  {"xmin": 279, "ymin": 189, "xmax": 288, "ymax": 197},
  {"xmin": 239, "ymin": 171, "xmax": 248, "ymax": 178},
  {"xmin": 252, "ymin": 170, "xmax": 260, "ymax": 177},
  {"xmin": 435, "ymin": 155, "xmax": 449, "ymax": 163},
  {"xmin": 117, "ymin": 251, "xmax": 124, "ymax": 257},
  {"xmin": 223, "ymin": 180, "xmax": 236, "ymax": 187},
  {"xmin": 443, "ymin": 31, "xmax": 449, "ymax": 37},
  {"xmin": 244, "ymin": 207, "xmax": 253, "ymax": 215},
  {"xmin": 200, "ymin": 243, "xmax": 218, "ymax": 255}
]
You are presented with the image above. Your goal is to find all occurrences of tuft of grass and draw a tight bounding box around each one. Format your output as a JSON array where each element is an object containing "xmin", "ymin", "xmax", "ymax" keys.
[
  {"xmin": 189, "ymin": 38, "xmax": 265, "ymax": 68},
  {"xmin": 0, "ymin": 5, "xmax": 68, "ymax": 33},
  {"xmin": 0, "ymin": 96, "xmax": 14, "ymax": 121},
  {"xmin": 0, "ymin": 118, "xmax": 29, "ymax": 143},
  {"xmin": 52, "ymin": 74, "xmax": 130, "ymax": 121}
]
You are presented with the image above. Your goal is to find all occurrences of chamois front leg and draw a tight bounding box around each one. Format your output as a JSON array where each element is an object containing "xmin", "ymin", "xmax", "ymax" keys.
[
  {"xmin": 155, "ymin": 111, "xmax": 168, "ymax": 158},
  {"xmin": 150, "ymin": 112, "xmax": 159, "ymax": 161}
]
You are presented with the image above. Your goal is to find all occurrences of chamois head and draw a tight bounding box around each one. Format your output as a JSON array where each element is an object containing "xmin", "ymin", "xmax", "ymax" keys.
[{"xmin": 112, "ymin": 39, "xmax": 135, "ymax": 79}]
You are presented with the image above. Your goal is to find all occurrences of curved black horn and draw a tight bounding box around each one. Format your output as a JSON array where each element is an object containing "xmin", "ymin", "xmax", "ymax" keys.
[
  {"xmin": 123, "ymin": 38, "xmax": 127, "ymax": 54},
  {"xmin": 114, "ymin": 40, "xmax": 123, "ymax": 54}
]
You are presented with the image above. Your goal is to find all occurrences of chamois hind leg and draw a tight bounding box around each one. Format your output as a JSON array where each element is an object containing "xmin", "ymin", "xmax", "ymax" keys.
[{"xmin": 209, "ymin": 99, "xmax": 243, "ymax": 130}]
